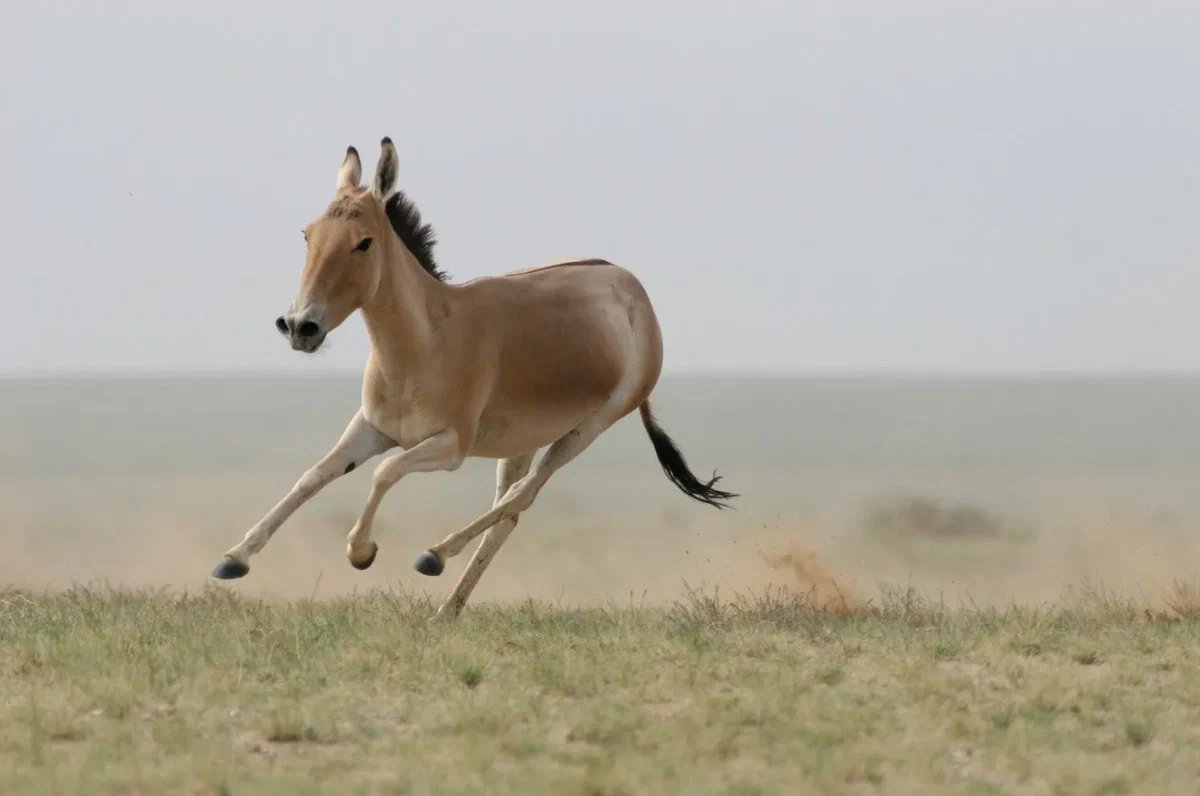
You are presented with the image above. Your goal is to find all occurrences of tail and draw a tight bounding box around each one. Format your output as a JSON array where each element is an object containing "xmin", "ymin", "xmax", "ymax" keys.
[{"xmin": 639, "ymin": 402, "xmax": 737, "ymax": 509}]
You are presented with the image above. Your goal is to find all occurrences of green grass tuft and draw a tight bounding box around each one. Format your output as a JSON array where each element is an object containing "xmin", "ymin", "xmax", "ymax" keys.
[{"xmin": 1, "ymin": 585, "xmax": 1200, "ymax": 794}]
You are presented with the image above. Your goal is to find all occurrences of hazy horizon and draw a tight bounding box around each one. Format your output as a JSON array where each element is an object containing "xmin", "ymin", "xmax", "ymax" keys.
[{"xmin": 6, "ymin": 373, "xmax": 1200, "ymax": 605}]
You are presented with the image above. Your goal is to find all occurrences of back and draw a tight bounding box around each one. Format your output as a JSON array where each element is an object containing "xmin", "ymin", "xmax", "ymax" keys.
[{"xmin": 457, "ymin": 260, "xmax": 663, "ymax": 454}]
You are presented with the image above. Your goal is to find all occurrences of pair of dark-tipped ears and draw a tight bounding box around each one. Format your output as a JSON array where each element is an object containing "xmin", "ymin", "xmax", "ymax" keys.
[{"xmin": 334, "ymin": 137, "xmax": 398, "ymax": 201}]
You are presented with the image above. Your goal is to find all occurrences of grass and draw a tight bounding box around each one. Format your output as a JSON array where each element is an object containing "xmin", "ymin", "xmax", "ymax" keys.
[{"xmin": 3, "ymin": 585, "xmax": 1200, "ymax": 795}]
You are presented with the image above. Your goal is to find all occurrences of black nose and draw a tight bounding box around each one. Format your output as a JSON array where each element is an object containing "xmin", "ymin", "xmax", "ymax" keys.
[
  {"xmin": 275, "ymin": 316, "xmax": 290, "ymax": 334},
  {"xmin": 297, "ymin": 320, "xmax": 321, "ymax": 339}
]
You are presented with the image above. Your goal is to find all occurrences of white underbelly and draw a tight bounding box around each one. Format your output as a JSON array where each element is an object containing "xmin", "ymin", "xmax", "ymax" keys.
[{"xmin": 468, "ymin": 402, "xmax": 598, "ymax": 459}]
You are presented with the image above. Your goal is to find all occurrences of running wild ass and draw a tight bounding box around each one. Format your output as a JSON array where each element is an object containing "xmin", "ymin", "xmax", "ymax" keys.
[{"xmin": 212, "ymin": 139, "xmax": 735, "ymax": 618}]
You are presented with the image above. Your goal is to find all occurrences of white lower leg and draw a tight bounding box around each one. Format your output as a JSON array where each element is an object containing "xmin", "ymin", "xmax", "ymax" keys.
[
  {"xmin": 434, "ymin": 454, "xmax": 533, "ymax": 618},
  {"xmin": 344, "ymin": 429, "xmax": 464, "ymax": 564},
  {"xmin": 221, "ymin": 411, "xmax": 394, "ymax": 567},
  {"xmin": 436, "ymin": 519, "xmax": 517, "ymax": 619},
  {"xmin": 345, "ymin": 482, "xmax": 388, "ymax": 564}
]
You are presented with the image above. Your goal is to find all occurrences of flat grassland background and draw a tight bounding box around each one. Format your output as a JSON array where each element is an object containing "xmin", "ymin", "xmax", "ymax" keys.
[{"xmin": 4, "ymin": 375, "xmax": 1200, "ymax": 794}]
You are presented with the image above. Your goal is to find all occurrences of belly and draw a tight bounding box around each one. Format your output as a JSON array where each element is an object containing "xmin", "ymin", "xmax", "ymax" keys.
[{"xmin": 468, "ymin": 394, "xmax": 606, "ymax": 458}]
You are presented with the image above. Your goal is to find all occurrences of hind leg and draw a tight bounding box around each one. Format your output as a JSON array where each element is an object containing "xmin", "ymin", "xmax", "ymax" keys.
[
  {"xmin": 434, "ymin": 453, "xmax": 535, "ymax": 620},
  {"xmin": 415, "ymin": 399, "xmax": 636, "ymax": 575}
]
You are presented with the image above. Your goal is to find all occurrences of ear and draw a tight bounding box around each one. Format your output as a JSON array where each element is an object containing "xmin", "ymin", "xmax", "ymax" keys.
[
  {"xmin": 372, "ymin": 137, "xmax": 398, "ymax": 201},
  {"xmin": 336, "ymin": 146, "xmax": 362, "ymax": 193}
]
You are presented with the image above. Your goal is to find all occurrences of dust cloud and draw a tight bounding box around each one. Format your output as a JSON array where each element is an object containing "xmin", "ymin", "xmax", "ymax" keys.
[
  {"xmin": 762, "ymin": 544, "xmax": 863, "ymax": 616},
  {"xmin": 5, "ymin": 500, "xmax": 1200, "ymax": 614}
]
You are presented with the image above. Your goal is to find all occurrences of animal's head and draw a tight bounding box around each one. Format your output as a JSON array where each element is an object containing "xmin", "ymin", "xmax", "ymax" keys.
[{"xmin": 275, "ymin": 138, "xmax": 405, "ymax": 353}]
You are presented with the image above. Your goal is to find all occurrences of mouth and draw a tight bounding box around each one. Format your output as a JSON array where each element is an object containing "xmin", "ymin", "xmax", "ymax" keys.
[{"xmin": 290, "ymin": 333, "xmax": 326, "ymax": 354}]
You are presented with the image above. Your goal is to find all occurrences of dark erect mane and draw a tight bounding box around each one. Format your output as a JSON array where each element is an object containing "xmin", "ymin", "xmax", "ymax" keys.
[{"xmin": 384, "ymin": 191, "xmax": 447, "ymax": 282}]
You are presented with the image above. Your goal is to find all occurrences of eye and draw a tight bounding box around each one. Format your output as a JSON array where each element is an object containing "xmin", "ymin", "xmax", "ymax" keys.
[
  {"xmin": 353, "ymin": 237, "xmax": 373, "ymax": 253},
  {"xmin": 302, "ymin": 230, "xmax": 309, "ymax": 243}
]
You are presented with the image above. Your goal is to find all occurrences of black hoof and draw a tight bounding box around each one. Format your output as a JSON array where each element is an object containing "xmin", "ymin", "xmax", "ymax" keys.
[
  {"xmin": 414, "ymin": 551, "xmax": 444, "ymax": 577},
  {"xmin": 211, "ymin": 557, "xmax": 249, "ymax": 579},
  {"xmin": 350, "ymin": 542, "xmax": 378, "ymax": 571}
]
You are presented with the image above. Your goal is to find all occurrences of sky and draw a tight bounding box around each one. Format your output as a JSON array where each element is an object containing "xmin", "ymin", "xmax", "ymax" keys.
[{"xmin": 1, "ymin": 1, "xmax": 1198, "ymax": 374}]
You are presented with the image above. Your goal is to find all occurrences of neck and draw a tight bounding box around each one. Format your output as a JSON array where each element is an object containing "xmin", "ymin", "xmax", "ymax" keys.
[{"xmin": 359, "ymin": 242, "xmax": 448, "ymax": 381}]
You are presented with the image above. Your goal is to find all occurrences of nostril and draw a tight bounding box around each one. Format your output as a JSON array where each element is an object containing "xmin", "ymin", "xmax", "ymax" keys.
[
  {"xmin": 275, "ymin": 316, "xmax": 290, "ymax": 334},
  {"xmin": 297, "ymin": 320, "xmax": 320, "ymax": 339}
]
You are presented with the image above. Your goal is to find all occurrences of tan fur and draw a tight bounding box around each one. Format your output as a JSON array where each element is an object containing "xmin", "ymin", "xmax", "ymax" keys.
[
  {"xmin": 217, "ymin": 140, "xmax": 665, "ymax": 618},
  {"xmin": 295, "ymin": 188, "xmax": 661, "ymax": 458}
]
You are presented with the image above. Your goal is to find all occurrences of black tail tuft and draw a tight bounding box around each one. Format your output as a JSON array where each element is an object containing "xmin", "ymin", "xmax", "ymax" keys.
[{"xmin": 639, "ymin": 403, "xmax": 737, "ymax": 509}]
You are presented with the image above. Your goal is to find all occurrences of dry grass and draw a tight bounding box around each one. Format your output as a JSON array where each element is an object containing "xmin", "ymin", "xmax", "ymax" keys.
[
  {"xmin": 3, "ymin": 585, "xmax": 1200, "ymax": 795},
  {"xmin": 1163, "ymin": 578, "xmax": 1200, "ymax": 621}
]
